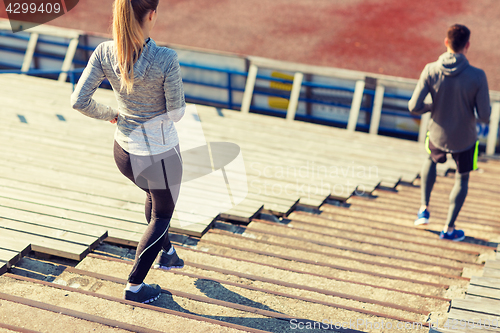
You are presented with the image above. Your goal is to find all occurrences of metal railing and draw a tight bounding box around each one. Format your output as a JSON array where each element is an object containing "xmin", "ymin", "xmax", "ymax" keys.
[
  {"xmin": 0, "ymin": 68, "xmax": 85, "ymax": 89},
  {"xmin": 1, "ymin": 27, "xmax": 499, "ymax": 154},
  {"xmin": 0, "ymin": 28, "xmax": 421, "ymax": 135}
]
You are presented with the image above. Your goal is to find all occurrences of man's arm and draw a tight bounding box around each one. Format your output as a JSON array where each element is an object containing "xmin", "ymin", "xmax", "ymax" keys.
[
  {"xmin": 408, "ymin": 64, "xmax": 432, "ymax": 115},
  {"xmin": 475, "ymin": 70, "xmax": 490, "ymax": 123}
]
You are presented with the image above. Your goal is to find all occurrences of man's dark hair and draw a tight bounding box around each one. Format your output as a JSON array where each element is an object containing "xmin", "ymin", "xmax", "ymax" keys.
[{"xmin": 447, "ymin": 24, "xmax": 470, "ymax": 52}]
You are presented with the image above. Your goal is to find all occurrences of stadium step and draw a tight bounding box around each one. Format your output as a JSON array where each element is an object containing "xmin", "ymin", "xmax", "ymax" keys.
[
  {"xmin": 245, "ymin": 218, "xmax": 479, "ymax": 264},
  {"xmin": 0, "ymin": 237, "xmax": 31, "ymax": 276},
  {"xmin": 0, "ymin": 295, "xmax": 145, "ymax": 333},
  {"xmin": 3, "ymin": 252, "xmax": 430, "ymax": 333},
  {"xmin": 2, "ymin": 72, "xmax": 500, "ymax": 332},
  {"xmin": 3, "ymin": 158, "xmax": 498, "ymax": 332},
  {"xmin": 78, "ymin": 250, "xmax": 431, "ymax": 327},
  {"xmin": 2, "ymin": 258, "xmax": 268, "ymax": 333},
  {"xmin": 437, "ymin": 259, "xmax": 500, "ymax": 333}
]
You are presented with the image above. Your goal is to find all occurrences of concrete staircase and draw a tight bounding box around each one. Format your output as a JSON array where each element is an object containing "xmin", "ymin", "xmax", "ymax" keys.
[
  {"xmin": 1, "ymin": 73, "xmax": 499, "ymax": 332},
  {"xmin": 2, "ymin": 164, "xmax": 499, "ymax": 332}
]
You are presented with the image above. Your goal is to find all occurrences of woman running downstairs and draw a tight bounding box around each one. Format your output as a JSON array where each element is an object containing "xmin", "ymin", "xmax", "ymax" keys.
[{"xmin": 71, "ymin": 0, "xmax": 186, "ymax": 304}]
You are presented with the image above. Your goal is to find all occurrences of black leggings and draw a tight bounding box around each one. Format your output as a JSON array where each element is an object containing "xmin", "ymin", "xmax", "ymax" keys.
[
  {"xmin": 420, "ymin": 156, "xmax": 469, "ymax": 228},
  {"xmin": 113, "ymin": 140, "xmax": 183, "ymax": 284}
]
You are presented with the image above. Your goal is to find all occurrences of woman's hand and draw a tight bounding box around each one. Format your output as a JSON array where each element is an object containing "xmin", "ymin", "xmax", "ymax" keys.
[{"xmin": 110, "ymin": 113, "xmax": 119, "ymax": 124}]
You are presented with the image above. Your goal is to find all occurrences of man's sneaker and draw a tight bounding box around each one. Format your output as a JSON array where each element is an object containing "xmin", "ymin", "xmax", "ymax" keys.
[
  {"xmin": 439, "ymin": 229, "xmax": 465, "ymax": 242},
  {"xmin": 124, "ymin": 283, "xmax": 161, "ymax": 304},
  {"xmin": 153, "ymin": 249, "xmax": 184, "ymax": 270},
  {"xmin": 414, "ymin": 209, "xmax": 430, "ymax": 226}
]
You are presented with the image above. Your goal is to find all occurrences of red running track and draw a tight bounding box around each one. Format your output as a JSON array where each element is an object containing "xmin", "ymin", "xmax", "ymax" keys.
[{"xmin": 1, "ymin": 0, "xmax": 499, "ymax": 90}]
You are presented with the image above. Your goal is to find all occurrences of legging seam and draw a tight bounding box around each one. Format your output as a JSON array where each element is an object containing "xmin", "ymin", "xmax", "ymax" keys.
[
  {"xmin": 173, "ymin": 146, "xmax": 182, "ymax": 164},
  {"xmin": 137, "ymin": 220, "xmax": 170, "ymax": 259}
]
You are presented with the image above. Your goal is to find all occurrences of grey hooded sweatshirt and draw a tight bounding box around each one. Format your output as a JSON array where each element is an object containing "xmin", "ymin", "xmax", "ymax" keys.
[
  {"xmin": 71, "ymin": 38, "xmax": 186, "ymax": 155},
  {"xmin": 408, "ymin": 52, "xmax": 490, "ymax": 153}
]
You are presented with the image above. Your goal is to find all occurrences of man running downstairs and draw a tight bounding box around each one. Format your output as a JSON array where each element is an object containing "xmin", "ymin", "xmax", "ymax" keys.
[{"xmin": 408, "ymin": 24, "xmax": 491, "ymax": 241}]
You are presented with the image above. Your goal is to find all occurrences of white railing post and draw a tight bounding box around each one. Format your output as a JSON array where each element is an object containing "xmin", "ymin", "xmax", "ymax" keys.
[
  {"xmin": 486, "ymin": 102, "xmax": 500, "ymax": 155},
  {"xmin": 21, "ymin": 33, "xmax": 39, "ymax": 73},
  {"xmin": 240, "ymin": 64, "xmax": 258, "ymax": 114},
  {"xmin": 347, "ymin": 80, "xmax": 365, "ymax": 131},
  {"xmin": 286, "ymin": 72, "xmax": 303, "ymax": 122},
  {"xmin": 59, "ymin": 37, "xmax": 79, "ymax": 83},
  {"xmin": 369, "ymin": 85, "xmax": 385, "ymax": 135}
]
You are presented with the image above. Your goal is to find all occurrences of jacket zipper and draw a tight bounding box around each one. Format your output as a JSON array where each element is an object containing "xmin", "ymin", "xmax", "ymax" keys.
[{"xmin": 161, "ymin": 120, "xmax": 165, "ymax": 145}]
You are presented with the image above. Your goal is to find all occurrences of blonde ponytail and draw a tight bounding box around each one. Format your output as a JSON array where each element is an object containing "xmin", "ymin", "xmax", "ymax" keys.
[{"xmin": 112, "ymin": 0, "xmax": 157, "ymax": 94}]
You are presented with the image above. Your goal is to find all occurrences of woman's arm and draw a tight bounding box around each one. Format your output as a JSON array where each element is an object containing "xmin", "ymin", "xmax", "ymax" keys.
[
  {"xmin": 164, "ymin": 51, "xmax": 186, "ymax": 122},
  {"xmin": 70, "ymin": 43, "xmax": 118, "ymax": 121}
]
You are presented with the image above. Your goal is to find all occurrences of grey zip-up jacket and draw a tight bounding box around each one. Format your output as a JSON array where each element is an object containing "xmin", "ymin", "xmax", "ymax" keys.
[
  {"xmin": 408, "ymin": 52, "xmax": 490, "ymax": 153},
  {"xmin": 71, "ymin": 38, "xmax": 186, "ymax": 155}
]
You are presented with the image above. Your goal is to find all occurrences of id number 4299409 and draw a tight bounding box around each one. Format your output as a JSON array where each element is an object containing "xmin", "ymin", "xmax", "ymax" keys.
[{"xmin": 5, "ymin": 2, "xmax": 62, "ymax": 14}]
